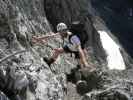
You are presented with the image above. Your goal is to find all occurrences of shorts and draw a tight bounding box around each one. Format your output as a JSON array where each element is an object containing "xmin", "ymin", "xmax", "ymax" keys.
[
  {"xmin": 63, "ymin": 45, "xmax": 72, "ymax": 53},
  {"xmin": 63, "ymin": 45, "xmax": 80, "ymax": 59}
]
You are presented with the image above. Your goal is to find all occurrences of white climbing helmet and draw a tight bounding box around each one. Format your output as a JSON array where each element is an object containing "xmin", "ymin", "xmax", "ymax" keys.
[{"xmin": 56, "ymin": 22, "xmax": 68, "ymax": 32}]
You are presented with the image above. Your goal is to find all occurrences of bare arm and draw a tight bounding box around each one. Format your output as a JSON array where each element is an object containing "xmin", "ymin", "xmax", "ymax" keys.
[
  {"xmin": 77, "ymin": 45, "xmax": 89, "ymax": 67},
  {"xmin": 38, "ymin": 33, "xmax": 60, "ymax": 40},
  {"xmin": 32, "ymin": 32, "xmax": 60, "ymax": 44},
  {"xmin": 36, "ymin": 32, "xmax": 60, "ymax": 40},
  {"xmin": 70, "ymin": 35, "xmax": 88, "ymax": 66}
]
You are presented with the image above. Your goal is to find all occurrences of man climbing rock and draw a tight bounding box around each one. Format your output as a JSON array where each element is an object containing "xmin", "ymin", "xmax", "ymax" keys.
[{"xmin": 32, "ymin": 21, "xmax": 95, "ymax": 72}]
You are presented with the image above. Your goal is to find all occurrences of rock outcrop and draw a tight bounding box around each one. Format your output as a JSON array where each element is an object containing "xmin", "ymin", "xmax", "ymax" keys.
[
  {"xmin": 0, "ymin": 0, "xmax": 133, "ymax": 100},
  {"xmin": 0, "ymin": 0, "xmax": 66, "ymax": 100}
]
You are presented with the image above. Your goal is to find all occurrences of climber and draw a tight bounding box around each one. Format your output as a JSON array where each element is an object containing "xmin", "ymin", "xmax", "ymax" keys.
[{"xmin": 32, "ymin": 22, "xmax": 95, "ymax": 71}]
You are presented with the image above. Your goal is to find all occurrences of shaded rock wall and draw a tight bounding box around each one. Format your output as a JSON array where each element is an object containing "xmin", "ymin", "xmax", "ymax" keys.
[
  {"xmin": 44, "ymin": 0, "xmax": 107, "ymax": 63},
  {"xmin": 91, "ymin": 0, "xmax": 133, "ymax": 58}
]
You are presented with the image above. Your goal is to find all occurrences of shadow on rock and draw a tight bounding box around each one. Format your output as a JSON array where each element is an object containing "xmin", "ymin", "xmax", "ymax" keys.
[
  {"xmin": 0, "ymin": 91, "xmax": 10, "ymax": 100},
  {"xmin": 82, "ymin": 88, "xmax": 131, "ymax": 100},
  {"xmin": 96, "ymin": 90, "xmax": 130, "ymax": 100},
  {"xmin": 66, "ymin": 67, "xmax": 103, "ymax": 95}
]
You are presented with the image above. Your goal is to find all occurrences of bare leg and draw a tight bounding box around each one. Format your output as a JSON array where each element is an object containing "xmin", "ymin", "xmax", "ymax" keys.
[
  {"xmin": 78, "ymin": 47, "xmax": 95, "ymax": 71},
  {"xmin": 83, "ymin": 48, "xmax": 88, "ymax": 58},
  {"xmin": 43, "ymin": 48, "xmax": 64, "ymax": 66},
  {"xmin": 51, "ymin": 48, "xmax": 64, "ymax": 60},
  {"xmin": 78, "ymin": 47, "xmax": 89, "ymax": 67}
]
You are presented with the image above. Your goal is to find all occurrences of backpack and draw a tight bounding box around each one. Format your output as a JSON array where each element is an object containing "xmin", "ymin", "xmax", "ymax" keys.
[{"xmin": 69, "ymin": 20, "xmax": 89, "ymax": 49}]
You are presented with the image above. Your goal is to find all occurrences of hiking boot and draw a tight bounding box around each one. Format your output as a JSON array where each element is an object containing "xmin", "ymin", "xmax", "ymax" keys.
[
  {"xmin": 76, "ymin": 80, "xmax": 88, "ymax": 95},
  {"xmin": 76, "ymin": 80, "xmax": 87, "ymax": 86},
  {"xmin": 43, "ymin": 57, "xmax": 55, "ymax": 66}
]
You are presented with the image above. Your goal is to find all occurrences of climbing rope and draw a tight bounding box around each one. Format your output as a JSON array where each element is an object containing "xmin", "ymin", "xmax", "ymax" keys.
[{"xmin": 0, "ymin": 49, "xmax": 27, "ymax": 64}]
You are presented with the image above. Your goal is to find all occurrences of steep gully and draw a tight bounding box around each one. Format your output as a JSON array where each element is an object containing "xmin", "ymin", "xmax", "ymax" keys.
[{"xmin": 0, "ymin": 0, "xmax": 133, "ymax": 100}]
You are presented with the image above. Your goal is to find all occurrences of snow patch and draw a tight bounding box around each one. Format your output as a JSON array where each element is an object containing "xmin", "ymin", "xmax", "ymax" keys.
[{"xmin": 98, "ymin": 30, "xmax": 125, "ymax": 70}]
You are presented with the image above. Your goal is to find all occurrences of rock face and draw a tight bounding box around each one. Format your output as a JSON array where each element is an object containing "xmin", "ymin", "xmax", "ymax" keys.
[
  {"xmin": 0, "ymin": 0, "xmax": 133, "ymax": 100},
  {"xmin": 0, "ymin": 0, "xmax": 66, "ymax": 100}
]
